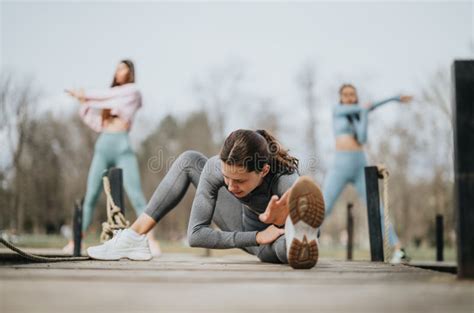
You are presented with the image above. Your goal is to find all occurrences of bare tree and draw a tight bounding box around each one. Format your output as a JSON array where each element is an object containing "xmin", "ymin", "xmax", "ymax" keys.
[
  {"xmin": 193, "ymin": 62, "xmax": 246, "ymax": 145},
  {"xmin": 0, "ymin": 72, "xmax": 38, "ymax": 231},
  {"xmin": 296, "ymin": 62, "xmax": 321, "ymax": 177},
  {"xmin": 419, "ymin": 68, "xmax": 454, "ymax": 243},
  {"xmin": 137, "ymin": 111, "xmax": 218, "ymax": 240},
  {"xmin": 362, "ymin": 68, "xmax": 454, "ymax": 247},
  {"xmin": 253, "ymin": 97, "xmax": 280, "ymax": 136},
  {"xmin": 421, "ymin": 68, "xmax": 451, "ymax": 124}
]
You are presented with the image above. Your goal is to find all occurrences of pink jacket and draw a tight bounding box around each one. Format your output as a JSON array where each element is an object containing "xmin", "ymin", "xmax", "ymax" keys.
[{"xmin": 79, "ymin": 83, "xmax": 142, "ymax": 132}]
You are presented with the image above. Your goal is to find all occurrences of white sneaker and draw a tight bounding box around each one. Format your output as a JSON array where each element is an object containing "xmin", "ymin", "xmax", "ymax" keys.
[
  {"xmin": 87, "ymin": 229, "xmax": 152, "ymax": 261},
  {"xmin": 285, "ymin": 176, "xmax": 325, "ymax": 269},
  {"xmin": 390, "ymin": 248, "xmax": 409, "ymax": 264}
]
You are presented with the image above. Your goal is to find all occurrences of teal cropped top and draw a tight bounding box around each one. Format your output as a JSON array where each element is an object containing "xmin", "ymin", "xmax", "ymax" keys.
[{"xmin": 332, "ymin": 96, "xmax": 401, "ymax": 144}]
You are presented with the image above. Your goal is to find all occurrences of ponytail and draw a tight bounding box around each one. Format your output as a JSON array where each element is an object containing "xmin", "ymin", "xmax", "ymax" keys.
[{"xmin": 255, "ymin": 129, "xmax": 299, "ymax": 174}]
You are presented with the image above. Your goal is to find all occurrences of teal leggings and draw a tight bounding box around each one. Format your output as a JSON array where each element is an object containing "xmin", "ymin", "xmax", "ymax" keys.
[
  {"xmin": 322, "ymin": 151, "xmax": 400, "ymax": 246},
  {"xmin": 82, "ymin": 132, "xmax": 147, "ymax": 231}
]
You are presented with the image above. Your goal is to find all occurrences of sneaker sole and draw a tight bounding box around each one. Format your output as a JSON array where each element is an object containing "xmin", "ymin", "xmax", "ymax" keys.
[
  {"xmin": 287, "ymin": 176, "xmax": 325, "ymax": 269},
  {"xmin": 87, "ymin": 248, "xmax": 152, "ymax": 261}
]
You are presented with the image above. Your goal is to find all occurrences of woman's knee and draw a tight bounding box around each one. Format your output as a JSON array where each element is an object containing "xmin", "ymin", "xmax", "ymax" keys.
[
  {"xmin": 175, "ymin": 150, "xmax": 207, "ymax": 184},
  {"xmin": 177, "ymin": 150, "xmax": 207, "ymax": 165}
]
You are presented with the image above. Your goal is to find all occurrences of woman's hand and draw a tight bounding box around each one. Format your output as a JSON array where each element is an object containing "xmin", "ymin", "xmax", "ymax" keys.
[
  {"xmin": 65, "ymin": 89, "xmax": 85, "ymax": 102},
  {"xmin": 361, "ymin": 102, "xmax": 372, "ymax": 109},
  {"xmin": 399, "ymin": 95, "xmax": 413, "ymax": 103},
  {"xmin": 259, "ymin": 190, "xmax": 290, "ymax": 226},
  {"xmin": 256, "ymin": 225, "xmax": 285, "ymax": 245},
  {"xmin": 65, "ymin": 89, "xmax": 77, "ymax": 97}
]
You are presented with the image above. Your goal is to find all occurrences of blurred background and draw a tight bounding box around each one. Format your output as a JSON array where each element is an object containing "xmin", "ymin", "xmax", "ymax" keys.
[{"xmin": 1, "ymin": 1, "xmax": 473, "ymax": 260}]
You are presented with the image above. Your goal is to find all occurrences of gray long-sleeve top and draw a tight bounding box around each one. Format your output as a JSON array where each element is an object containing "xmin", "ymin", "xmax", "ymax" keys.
[{"xmin": 187, "ymin": 155, "xmax": 298, "ymax": 249}]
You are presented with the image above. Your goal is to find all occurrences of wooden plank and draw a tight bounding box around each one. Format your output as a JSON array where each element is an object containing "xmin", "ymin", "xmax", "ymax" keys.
[
  {"xmin": 408, "ymin": 261, "xmax": 457, "ymax": 274},
  {"xmin": 1, "ymin": 254, "xmax": 472, "ymax": 313}
]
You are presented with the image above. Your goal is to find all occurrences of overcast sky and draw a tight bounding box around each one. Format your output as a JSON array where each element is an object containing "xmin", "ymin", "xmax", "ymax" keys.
[{"xmin": 1, "ymin": 1, "xmax": 473, "ymax": 173}]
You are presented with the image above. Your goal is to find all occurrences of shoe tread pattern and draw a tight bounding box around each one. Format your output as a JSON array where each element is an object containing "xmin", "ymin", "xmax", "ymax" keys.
[
  {"xmin": 289, "ymin": 177, "xmax": 325, "ymax": 228},
  {"xmin": 288, "ymin": 235, "xmax": 318, "ymax": 269}
]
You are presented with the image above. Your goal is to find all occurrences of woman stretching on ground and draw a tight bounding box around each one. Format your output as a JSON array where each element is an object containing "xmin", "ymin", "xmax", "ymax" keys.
[
  {"xmin": 322, "ymin": 83, "xmax": 413, "ymax": 263},
  {"xmin": 65, "ymin": 59, "xmax": 161, "ymax": 255},
  {"xmin": 87, "ymin": 129, "xmax": 325, "ymax": 269}
]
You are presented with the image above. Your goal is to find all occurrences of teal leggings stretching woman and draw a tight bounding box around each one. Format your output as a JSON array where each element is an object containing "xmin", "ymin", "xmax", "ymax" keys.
[
  {"xmin": 65, "ymin": 59, "xmax": 161, "ymax": 255},
  {"xmin": 322, "ymin": 83, "xmax": 413, "ymax": 263}
]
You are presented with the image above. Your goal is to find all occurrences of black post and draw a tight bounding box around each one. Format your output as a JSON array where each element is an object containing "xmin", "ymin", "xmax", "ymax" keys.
[
  {"xmin": 72, "ymin": 199, "xmax": 83, "ymax": 257},
  {"xmin": 106, "ymin": 168, "xmax": 125, "ymax": 213},
  {"xmin": 436, "ymin": 214, "xmax": 444, "ymax": 262},
  {"xmin": 452, "ymin": 60, "xmax": 474, "ymax": 279},
  {"xmin": 365, "ymin": 166, "xmax": 384, "ymax": 262},
  {"xmin": 347, "ymin": 203, "xmax": 354, "ymax": 261}
]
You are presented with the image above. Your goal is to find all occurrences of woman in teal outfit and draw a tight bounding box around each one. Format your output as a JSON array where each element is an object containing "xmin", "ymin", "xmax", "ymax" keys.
[
  {"xmin": 64, "ymin": 60, "xmax": 161, "ymax": 255},
  {"xmin": 322, "ymin": 83, "xmax": 413, "ymax": 263}
]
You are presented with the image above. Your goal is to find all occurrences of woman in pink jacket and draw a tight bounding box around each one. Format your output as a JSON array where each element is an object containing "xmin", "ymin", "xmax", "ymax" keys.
[{"xmin": 65, "ymin": 60, "xmax": 160, "ymax": 255}]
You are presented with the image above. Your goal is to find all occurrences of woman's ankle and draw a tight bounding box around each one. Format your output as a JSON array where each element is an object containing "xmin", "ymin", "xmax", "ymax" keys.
[{"xmin": 131, "ymin": 213, "xmax": 157, "ymax": 235}]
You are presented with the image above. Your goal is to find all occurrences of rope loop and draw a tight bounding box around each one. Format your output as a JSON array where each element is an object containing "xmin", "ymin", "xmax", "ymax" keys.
[{"xmin": 100, "ymin": 176, "xmax": 130, "ymax": 243}]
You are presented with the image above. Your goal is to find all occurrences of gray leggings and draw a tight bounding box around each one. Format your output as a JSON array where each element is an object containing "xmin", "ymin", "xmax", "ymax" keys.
[{"xmin": 144, "ymin": 150, "xmax": 287, "ymax": 264}]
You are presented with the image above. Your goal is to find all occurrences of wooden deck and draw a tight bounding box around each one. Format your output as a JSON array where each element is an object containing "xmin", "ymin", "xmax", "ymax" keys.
[{"xmin": 1, "ymin": 250, "xmax": 473, "ymax": 313}]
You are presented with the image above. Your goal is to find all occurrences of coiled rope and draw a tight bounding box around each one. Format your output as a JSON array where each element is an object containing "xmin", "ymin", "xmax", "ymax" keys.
[{"xmin": 100, "ymin": 176, "xmax": 130, "ymax": 243}]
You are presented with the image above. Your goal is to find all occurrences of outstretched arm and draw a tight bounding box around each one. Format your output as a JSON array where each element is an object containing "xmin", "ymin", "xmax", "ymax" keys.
[
  {"xmin": 82, "ymin": 96, "xmax": 129, "ymax": 110},
  {"xmin": 368, "ymin": 95, "xmax": 413, "ymax": 111},
  {"xmin": 82, "ymin": 84, "xmax": 138, "ymax": 100},
  {"xmin": 65, "ymin": 84, "xmax": 138, "ymax": 101}
]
